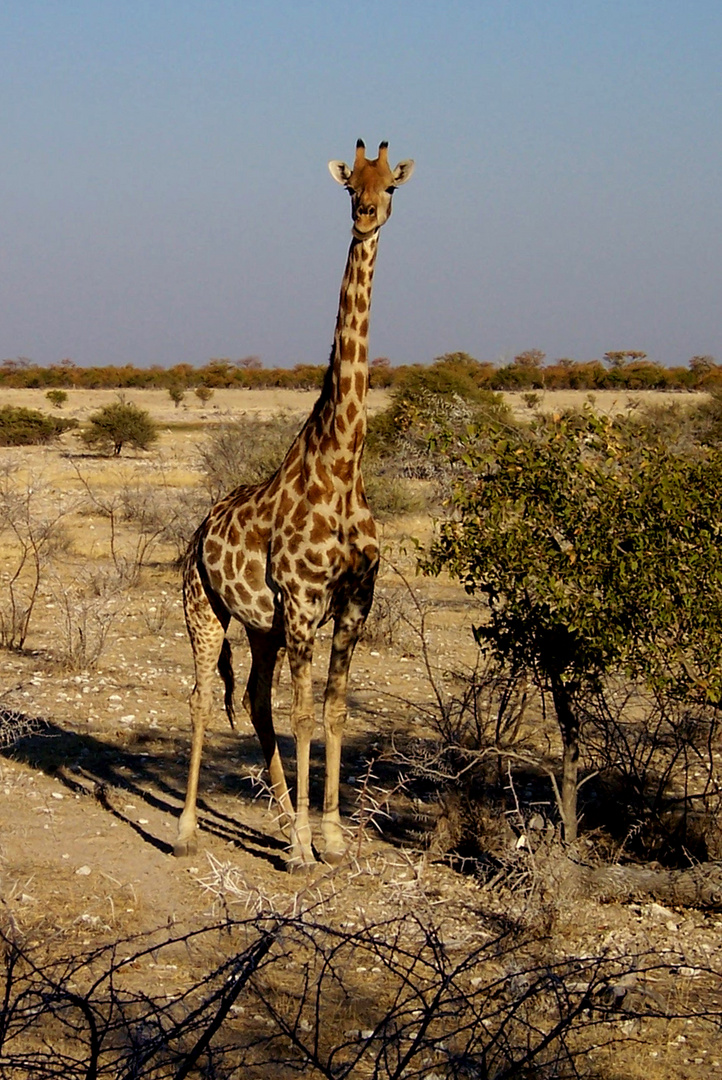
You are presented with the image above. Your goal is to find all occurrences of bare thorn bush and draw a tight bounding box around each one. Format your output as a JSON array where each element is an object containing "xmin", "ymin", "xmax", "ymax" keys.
[
  {"xmin": 0, "ymin": 706, "xmax": 51, "ymax": 748},
  {"xmin": 51, "ymin": 572, "xmax": 121, "ymax": 671},
  {"xmin": 0, "ymin": 909, "xmax": 714, "ymax": 1079},
  {"xmin": 74, "ymin": 464, "xmax": 186, "ymax": 584},
  {"xmin": 140, "ymin": 595, "xmax": 174, "ymax": 635},
  {"xmin": 361, "ymin": 582, "xmax": 418, "ymax": 651},
  {"xmin": 0, "ymin": 463, "xmax": 72, "ymax": 650},
  {"xmin": 197, "ymin": 412, "xmax": 302, "ymax": 500},
  {"xmin": 580, "ymin": 683, "xmax": 722, "ymax": 862}
]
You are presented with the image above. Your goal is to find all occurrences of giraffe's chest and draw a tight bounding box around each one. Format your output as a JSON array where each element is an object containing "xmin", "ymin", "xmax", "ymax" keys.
[
  {"xmin": 269, "ymin": 501, "xmax": 379, "ymax": 617},
  {"xmin": 271, "ymin": 514, "xmax": 377, "ymax": 582},
  {"xmin": 202, "ymin": 486, "xmax": 378, "ymax": 631}
]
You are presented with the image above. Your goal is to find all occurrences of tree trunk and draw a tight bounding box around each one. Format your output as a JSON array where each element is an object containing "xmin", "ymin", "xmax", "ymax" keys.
[
  {"xmin": 583, "ymin": 861, "xmax": 722, "ymax": 908},
  {"xmin": 550, "ymin": 675, "xmax": 579, "ymax": 844}
]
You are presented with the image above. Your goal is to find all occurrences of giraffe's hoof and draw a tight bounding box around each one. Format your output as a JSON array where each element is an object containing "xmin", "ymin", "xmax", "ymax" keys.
[
  {"xmin": 285, "ymin": 854, "xmax": 317, "ymax": 874},
  {"xmin": 321, "ymin": 848, "xmax": 346, "ymax": 867},
  {"xmin": 173, "ymin": 836, "xmax": 198, "ymax": 858}
]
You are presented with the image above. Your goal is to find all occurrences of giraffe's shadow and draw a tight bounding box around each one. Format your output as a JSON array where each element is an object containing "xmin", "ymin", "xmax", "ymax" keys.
[
  {"xmin": 1, "ymin": 707, "xmax": 415, "ymax": 868},
  {"xmin": 1, "ymin": 713, "xmax": 292, "ymax": 869}
]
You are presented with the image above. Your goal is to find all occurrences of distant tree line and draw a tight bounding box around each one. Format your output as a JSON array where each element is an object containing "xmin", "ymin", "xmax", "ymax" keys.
[{"xmin": 0, "ymin": 350, "xmax": 719, "ymax": 392}]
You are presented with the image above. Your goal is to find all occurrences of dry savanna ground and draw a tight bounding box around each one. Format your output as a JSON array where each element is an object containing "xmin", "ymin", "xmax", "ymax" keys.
[{"xmin": 0, "ymin": 387, "xmax": 719, "ymax": 1077}]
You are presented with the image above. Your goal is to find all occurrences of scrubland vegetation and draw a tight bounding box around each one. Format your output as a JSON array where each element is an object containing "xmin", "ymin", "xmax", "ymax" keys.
[
  {"xmin": 0, "ymin": 370, "xmax": 720, "ymax": 1077},
  {"xmin": 1, "ymin": 347, "xmax": 721, "ymax": 393}
]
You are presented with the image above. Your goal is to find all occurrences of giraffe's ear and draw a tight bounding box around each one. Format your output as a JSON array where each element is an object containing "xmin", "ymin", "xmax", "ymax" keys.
[
  {"xmin": 392, "ymin": 159, "xmax": 415, "ymax": 186},
  {"xmin": 328, "ymin": 160, "xmax": 352, "ymax": 186}
]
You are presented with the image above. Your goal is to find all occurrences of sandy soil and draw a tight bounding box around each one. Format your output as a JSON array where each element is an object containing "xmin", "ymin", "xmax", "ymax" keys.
[
  {"xmin": 0, "ymin": 386, "xmax": 391, "ymax": 427},
  {"xmin": 0, "ymin": 396, "xmax": 719, "ymax": 1076},
  {"xmin": 503, "ymin": 387, "xmax": 705, "ymax": 420},
  {"xmin": 0, "ymin": 384, "xmax": 704, "ymax": 428}
]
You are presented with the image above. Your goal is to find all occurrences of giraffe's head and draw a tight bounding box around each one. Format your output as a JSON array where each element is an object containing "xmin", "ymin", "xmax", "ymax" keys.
[{"xmin": 328, "ymin": 140, "xmax": 414, "ymax": 239}]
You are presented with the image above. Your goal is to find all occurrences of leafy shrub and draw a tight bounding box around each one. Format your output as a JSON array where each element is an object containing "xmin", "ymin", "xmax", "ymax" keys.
[
  {"xmin": 362, "ymin": 466, "xmax": 426, "ymax": 519},
  {"xmin": 368, "ymin": 358, "xmax": 508, "ymax": 460},
  {"xmin": 0, "ymin": 406, "xmax": 76, "ymax": 446},
  {"xmin": 364, "ymin": 358, "xmax": 510, "ymax": 516},
  {"xmin": 369, "ymin": 356, "xmax": 394, "ymax": 388},
  {"xmin": 614, "ymin": 398, "xmax": 705, "ymax": 457},
  {"xmin": 693, "ymin": 384, "xmax": 722, "ymax": 446},
  {"xmin": 80, "ymin": 401, "xmax": 158, "ymax": 456},
  {"xmin": 423, "ymin": 409, "xmax": 722, "ymax": 842},
  {"xmin": 45, "ymin": 389, "xmax": 68, "ymax": 409}
]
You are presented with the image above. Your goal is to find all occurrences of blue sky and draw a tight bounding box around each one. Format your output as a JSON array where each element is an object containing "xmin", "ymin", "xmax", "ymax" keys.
[{"xmin": 1, "ymin": 1, "xmax": 720, "ymax": 369}]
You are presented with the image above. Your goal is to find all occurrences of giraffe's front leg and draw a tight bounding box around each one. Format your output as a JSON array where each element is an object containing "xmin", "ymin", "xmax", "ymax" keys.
[
  {"xmin": 285, "ymin": 635, "xmax": 318, "ymax": 871},
  {"xmin": 321, "ymin": 605, "xmax": 367, "ymax": 864}
]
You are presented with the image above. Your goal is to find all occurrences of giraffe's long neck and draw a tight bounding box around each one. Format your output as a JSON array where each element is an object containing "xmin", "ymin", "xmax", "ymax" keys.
[{"xmin": 317, "ymin": 231, "xmax": 379, "ymax": 452}]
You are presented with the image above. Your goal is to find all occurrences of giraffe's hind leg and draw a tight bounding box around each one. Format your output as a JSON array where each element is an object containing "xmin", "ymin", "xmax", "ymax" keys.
[
  {"xmin": 243, "ymin": 627, "xmax": 295, "ymax": 838},
  {"xmin": 174, "ymin": 564, "xmax": 229, "ymax": 857}
]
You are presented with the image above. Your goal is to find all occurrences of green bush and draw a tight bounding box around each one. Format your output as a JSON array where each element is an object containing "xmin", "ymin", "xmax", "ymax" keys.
[
  {"xmin": 423, "ymin": 409, "xmax": 722, "ymax": 842},
  {"xmin": 369, "ymin": 363, "xmax": 506, "ymax": 458},
  {"xmin": 80, "ymin": 401, "xmax": 158, "ymax": 456},
  {"xmin": 362, "ymin": 466, "xmax": 426, "ymax": 519},
  {"xmin": 693, "ymin": 384, "xmax": 722, "ymax": 445},
  {"xmin": 0, "ymin": 406, "xmax": 76, "ymax": 446},
  {"xmin": 45, "ymin": 389, "xmax": 68, "ymax": 409},
  {"xmin": 365, "ymin": 359, "xmax": 509, "ymax": 515}
]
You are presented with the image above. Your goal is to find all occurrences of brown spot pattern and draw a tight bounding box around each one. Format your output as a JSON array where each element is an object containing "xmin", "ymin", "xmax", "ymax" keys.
[
  {"xmin": 244, "ymin": 560, "xmax": 265, "ymax": 591},
  {"xmin": 355, "ymin": 370, "xmax": 366, "ymax": 398},
  {"xmin": 205, "ymin": 539, "xmax": 222, "ymax": 564},
  {"xmin": 310, "ymin": 512, "xmax": 331, "ymax": 545}
]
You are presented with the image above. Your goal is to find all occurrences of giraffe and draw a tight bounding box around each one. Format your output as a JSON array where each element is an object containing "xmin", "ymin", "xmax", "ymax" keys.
[{"xmin": 175, "ymin": 140, "xmax": 414, "ymax": 869}]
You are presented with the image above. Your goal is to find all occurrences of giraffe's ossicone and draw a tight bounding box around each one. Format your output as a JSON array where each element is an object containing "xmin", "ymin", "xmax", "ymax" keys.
[{"xmin": 177, "ymin": 141, "xmax": 414, "ymax": 870}]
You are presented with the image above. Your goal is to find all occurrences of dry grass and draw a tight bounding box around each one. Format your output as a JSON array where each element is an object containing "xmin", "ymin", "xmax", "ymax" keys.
[
  {"xmin": 0, "ymin": 386, "xmax": 392, "ymax": 426},
  {"xmin": 0, "ymin": 390, "xmax": 718, "ymax": 1079},
  {"xmin": 503, "ymin": 387, "xmax": 705, "ymax": 420}
]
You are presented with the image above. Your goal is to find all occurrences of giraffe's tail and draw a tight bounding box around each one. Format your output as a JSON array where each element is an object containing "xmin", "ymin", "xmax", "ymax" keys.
[{"xmin": 218, "ymin": 637, "xmax": 235, "ymax": 730}]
